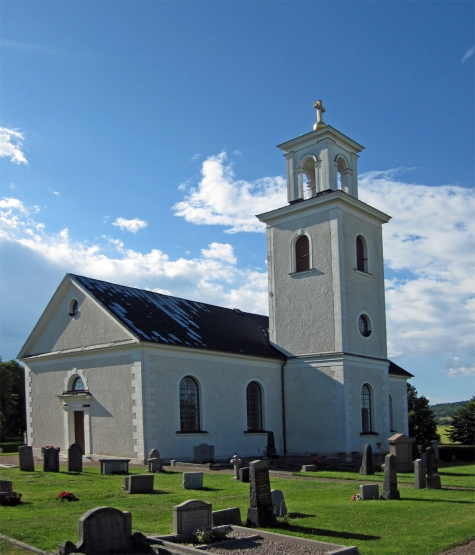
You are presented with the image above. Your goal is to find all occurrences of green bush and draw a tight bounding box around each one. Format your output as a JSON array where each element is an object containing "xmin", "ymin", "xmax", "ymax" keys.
[
  {"xmin": 0, "ymin": 442, "xmax": 23, "ymax": 453},
  {"xmin": 439, "ymin": 444, "xmax": 475, "ymax": 462}
]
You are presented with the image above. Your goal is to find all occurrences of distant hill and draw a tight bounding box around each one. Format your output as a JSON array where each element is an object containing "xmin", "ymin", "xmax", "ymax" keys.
[{"xmin": 430, "ymin": 400, "xmax": 469, "ymax": 424}]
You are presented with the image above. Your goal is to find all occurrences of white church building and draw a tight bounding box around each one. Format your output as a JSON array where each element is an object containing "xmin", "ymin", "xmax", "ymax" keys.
[{"xmin": 19, "ymin": 104, "xmax": 412, "ymax": 462}]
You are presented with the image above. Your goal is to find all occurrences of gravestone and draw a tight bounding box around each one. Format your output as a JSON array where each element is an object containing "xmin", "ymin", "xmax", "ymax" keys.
[
  {"xmin": 414, "ymin": 459, "xmax": 426, "ymax": 489},
  {"xmin": 359, "ymin": 484, "xmax": 379, "ymax": 500},
  {"xmin": 183, "ymin": 472, "xmax": 203, "ymax": 490},
  {"xmin": 0, "ymin": 480, "xmax": 13, "ymax": 493},
  {"xmin": 380, "ymin": 454, "xmax": 400, "ymax": 500},
  {"xmin": 373, "ymin": 443, "xmax": 386, "ymax": 465},
  {"xmin": 173, "ymin": 499, "xmax": 212, "ymax": 536},
  {"xmin": 388, "ymin": 433, "xmax": 415, "ymax": 472},
  {"xmin": 147, "ymin": 448, "xmax": 163, "ymax": 472},
  {"xmin": 247, "ymin": 459, "xmax": 276, "ymax": 527},
  {"xmin": 193, "ymin": 444, "xmax": 214, "ymax": 464},
  {"xmin": 430, "ymin": 440, "xmax": 440, "ymax": 460},
  {"xmin": 301, "ymin": 464, "xmax": 317, "ymax": 472},
  {"xmin": 68, "ymin": 443, "xmax": 83, "ymax": 473},
  {"xmin": 420, "ymin": 439, "xmax": 429, "ymax": 463},
  {"xmin": 212, "ymin": 507, "xmax": 242, "ymax": 526},
  {"xmin": 42, "ymin": 447, "xmax": 60, "ymax": 472},
  {"xmin": 425, "ymin": 447, "xmax": 441, "ymax": 489},
  {"xmin": 99, "ymin": 459, "xmax": 130, "ymax": 475},
  {"xmin": 240, "ymin": 467, "xmax": 250, "ymax": 483},
  {"xmin": 230, "ymin": 454, "xmax": 242, "ymax": 480},
  {"xmin": 359, "ymin": 444, "xmax": 374, "ymax": 475},
  {"xmin": 19, "ymin": 446, "xmax": 35, "ymax": 472},
  {"xmin": 59, "ymin": 507, "xmax": 138, "ymax": 555},
  {"xmin": 123, "ymin": 474, "xmax": 154, "ymax": 494},
  {"xmin": 265, "ymin": 431, "xmax": 276, "ymax": 458},
  {"xmin": 271, "ymin": 489, "xmax": 287, "ymax": 517},
  {"xmin": 411, "ymin": 438, "xmax": 419, "ymax": 461}
]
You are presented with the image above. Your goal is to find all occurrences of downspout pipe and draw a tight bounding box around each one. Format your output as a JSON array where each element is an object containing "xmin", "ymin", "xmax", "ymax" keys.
[{"xmin": 281, "ymin": 360, "xmax": 287, "ymax": 455}]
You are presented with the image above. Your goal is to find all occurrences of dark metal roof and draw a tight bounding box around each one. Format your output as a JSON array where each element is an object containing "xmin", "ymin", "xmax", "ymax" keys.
[
  {"xmin": 389, "ymin": 360, "xmax": 414, "ymax": 378},
  {"xmin": 70, "ymin": 274, "xmax": 285, "ymax": 360}
]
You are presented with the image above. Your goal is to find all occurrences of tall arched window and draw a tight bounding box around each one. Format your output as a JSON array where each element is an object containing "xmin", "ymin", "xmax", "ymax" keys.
[
  {"xmin": 246, "ymin": 382, "xmax": 263, "ymax": 431},
  {"xmin": 361, "ymin": 384, "xmax": 372, "ymax": 433},
  {"xmin": 356, "ymin": 235, "xmax": 367, "ymax": 273},
  {"xmin": 295, "ymin": 235, "xmax": 310, "ymax": 272},
  {"xmin": 180, "ymin": 376, "xmax": 200, "ymax": 432}
]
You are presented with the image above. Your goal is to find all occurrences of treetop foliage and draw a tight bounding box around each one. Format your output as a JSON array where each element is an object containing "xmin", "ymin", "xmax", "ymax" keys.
[
  {"xmin": 448, "ymin": 396, "xmax": 475, "ymax": 445},
  {"xmin": 407, "ymin": 384, "xmax": 440, "ymax": 444},
  {"xmin": 0, "ymin": 358, "xmax": 26, "ymax": 441}
]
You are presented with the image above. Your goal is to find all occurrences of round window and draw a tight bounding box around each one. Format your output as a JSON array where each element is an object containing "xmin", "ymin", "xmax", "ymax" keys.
[
  {"xmin": 68, "ymin": 299, "xmax": 79, "ymax": 317},
  {"xmin": 358, "ymin": 314, "xmax": 372, "ymax": 337}
]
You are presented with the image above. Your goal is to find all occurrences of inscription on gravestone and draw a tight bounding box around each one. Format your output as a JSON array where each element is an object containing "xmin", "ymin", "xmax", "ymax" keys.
[
  {"xmin": 247, "ymin": 459, "xmax": 276, "ymax": 527},
  {"xmin": 173, "ymin": 500, "xmax": 212, "ymax": 535}
]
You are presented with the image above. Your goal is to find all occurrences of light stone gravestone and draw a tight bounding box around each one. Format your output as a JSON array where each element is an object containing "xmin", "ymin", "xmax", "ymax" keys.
[
  {"xmin": 19, "ymin": 445, "xmax": 35, "ymax": 472},
  {"xmin": 301, "ymin": 464, "xmax": 317, "ymax": 472},
  {"xmin": 183, "ymin": 472, "xmax": 203, "ymax": 490},
  {"xmin": 230, "ymin": 453, "xmax": 242, "ymax": 480},
  {"xmin": 99, "ymin": 458, "xmax": 130, "ymax": 475},
  {"xmin": 212, "ymin": 507, "xmax": 242, "ymax": 526},
  {"xmin": 359, "ymin": 444, "xmax": 374, "ymax": 475},
  {"xmin": 271, "ymin": 489, "xmax": 287, "ymax": 517},
  {"xmin": 388, "ymin": 433, "xmax": 415, "ymax": 472},
  {"xmin": 414, "ymin": 459, "xmax": 426, "ymax": 489},
  {"xmin": 147, "ymin": 448, "xmax": 163, "ymax": 473},
  {"xmin": 193, "ymin": 443, "xmax": 214, "ymax": 464},
  {"xmin": 380, "ymin": 454, "xmax": 400, "ymax": 500},
  {"xmin": 123, "ymin": 474, "xmax": 154, "ymax": 494},
  {"xmin": 247, "ymin": 459, "xmax": 276, "ymax": 527},
  {"xmin": 42, "ymin": 447, "xmax": 60, "ymax": 472},
  {"xmin": 58, "ymin": 506, "xmax": 149, "ymax": 555},
  {"xmin": 425, "ymin": 447, "xmax": 441, "ymax": 489},
  {"xmin": 173, "ymin": 499, "xmax": 212, "ymax": 536},
  {"xmin": 430, "ymin": 440, "xmax": 440, "ymax": 460},
  {"xmin": 68, "ymin": 443, "xmax": 83, "ymax": 473},
  {"xmin": 240, "ymin": 467, "xmax": 250, "ymax": 483},
  {"xmin": 359, "ymin": 484, "xmax": 379, "ymax": 500}
]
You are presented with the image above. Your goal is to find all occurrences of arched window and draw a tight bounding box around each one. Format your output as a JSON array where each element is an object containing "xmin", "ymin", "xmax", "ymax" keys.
[
  {"xmin": 389, "ymin": 394, "xmax": 394, "ymax": 431},
  {"xmin": 361, "ymin": 384, "xmax": 372, "ymax": 433},
  {"xmin": 295, "ymin": 235, "xmax": 310, "ymax": 272},
  {"xmin": 356, "ymin": 235, "xmax": 368, "ymax": 273},
  {"xmin": 179, "ymin": 377, "xmax": 200, "ymax": 432},
  {"xmin": 72, "ymin": 376, "xmax": 85, "ymax": 391},
  {"xmin": 246, "ymin": 382, "xmax": 263, "ymax": 431}
]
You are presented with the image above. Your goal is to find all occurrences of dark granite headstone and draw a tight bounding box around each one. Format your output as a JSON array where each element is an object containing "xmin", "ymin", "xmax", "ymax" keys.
[
  {"xmin": 425, "ymin": 446, "xmax": 441, "ymax": 489},
  {"xmin": 247, "ymin": 459, "xmax": 276, "ymax": 527},
  {"xmin": 359, "ymin": 444, "xmax": 374, "ymax": 475},
  {"xmin": 68, "ymin": 443, "xmax": 83, "ymax": 473},
  {"xmin": 240, "ymin": 467, "xmax": 250, "ymax": 483},
  {"xmin": 19, "ymin": 445, "xmax": 35, "ymax": 472},
  {"xmin": 411, "ymin": 437, "xmax": 419, "ymax": 461},
  {"xmin": 42, "ymin": 447, "xmax": 60, "ymax": 472},
  {"xmin": 380, "ymin": 454, "xmax": 400, "ymax": 500}
]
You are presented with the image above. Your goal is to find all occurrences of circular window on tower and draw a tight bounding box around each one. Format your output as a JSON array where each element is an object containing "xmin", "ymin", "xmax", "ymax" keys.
[
  {"xmin": 358, "ymin": 314, "xmax": 372, "ymax": 338},
  {"xmin": 68, "ymin": 299, "xmax": 79, "ymax": 318}
]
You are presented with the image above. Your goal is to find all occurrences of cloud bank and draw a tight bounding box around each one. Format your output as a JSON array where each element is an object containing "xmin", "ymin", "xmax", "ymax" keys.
[{"xmin": 0, "ymin": 127, "xmax": 28, "ymax": 165}]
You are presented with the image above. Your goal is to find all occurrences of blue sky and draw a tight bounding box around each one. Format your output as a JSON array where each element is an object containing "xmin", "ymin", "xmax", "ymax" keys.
[{"xmin": 1, "ymin": 1, "xmax": 473, "ymax": 403}]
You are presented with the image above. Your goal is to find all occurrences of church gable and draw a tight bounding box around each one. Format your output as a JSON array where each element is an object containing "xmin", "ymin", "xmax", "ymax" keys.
[{"xmin": 19, "ymin": 277, "xmax": 134, "ymax": 358}]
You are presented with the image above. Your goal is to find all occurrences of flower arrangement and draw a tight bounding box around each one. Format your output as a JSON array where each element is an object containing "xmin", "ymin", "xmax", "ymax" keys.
[
  {"xmin": 0, "ymin": 492, "xmax": 22, "ymax": 506},
  {"xmin": 351, "ymin": 493, "xmax": 361, "ymax": 501},
  {"xmin": 194, "ymin": 526, "xmax": 231, "ymax": 544},
  {"xmin": 58, "ymin": 491, "xmax": 78, "ymax": 502}
]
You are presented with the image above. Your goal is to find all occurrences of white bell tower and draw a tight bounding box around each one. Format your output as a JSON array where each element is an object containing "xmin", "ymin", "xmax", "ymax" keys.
[{"xmin": 257, "ymin": 102, "xmax": 394, "ymax": 456}]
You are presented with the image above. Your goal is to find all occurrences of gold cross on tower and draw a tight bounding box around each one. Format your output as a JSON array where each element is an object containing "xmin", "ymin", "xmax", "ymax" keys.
[{"xmin": 313, "ymin": 99, "xmax": 326, "ymax": 130}]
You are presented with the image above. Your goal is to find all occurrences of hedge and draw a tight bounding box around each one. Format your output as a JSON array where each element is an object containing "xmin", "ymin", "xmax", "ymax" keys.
[
  {"xmin": 439, "ymin": 444, "xmax": 475, "ymax": 462},
  {"xmin": 0, "ymin": 441, "xmax": 23, "ymax": 453}
]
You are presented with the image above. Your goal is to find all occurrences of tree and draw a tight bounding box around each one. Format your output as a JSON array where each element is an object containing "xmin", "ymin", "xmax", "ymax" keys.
[
  {"xmin": 0, "ymin": 358, "xmax": 26, "ymax": 440},
  {"xmin": 407, "ymin": 384, "xmax": 440, "ymax": 443},
  {"xmin": 448, "ymin": 397, "xmax": 475, "ymax": 445}
]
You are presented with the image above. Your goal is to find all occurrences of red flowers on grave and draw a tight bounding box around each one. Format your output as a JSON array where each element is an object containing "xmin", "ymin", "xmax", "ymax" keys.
[
  {"xmin": 58, "ymin": 491, "xmax": 77, "ymax": 502},
  {"xmin": 351, "ymin": 493, "xmax": 361, "ymax": 501}
]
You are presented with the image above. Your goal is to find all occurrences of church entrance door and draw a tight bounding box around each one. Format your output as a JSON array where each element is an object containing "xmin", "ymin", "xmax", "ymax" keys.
[{"xmin": 74, "ymin": 411, "xmax": 85, "ymax": 453}]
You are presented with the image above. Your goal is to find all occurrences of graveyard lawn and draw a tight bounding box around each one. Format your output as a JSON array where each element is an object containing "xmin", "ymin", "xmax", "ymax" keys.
[
  {"xmin": 297, "ymin": 462, "xmax": 475, "ymax": 489},
  {"xmin": 0, "ymin": 465, "xmax": 474, "ymax": 555}
]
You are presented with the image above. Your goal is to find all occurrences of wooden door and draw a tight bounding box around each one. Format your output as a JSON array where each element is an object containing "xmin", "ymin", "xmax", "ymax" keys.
[{"xmin": 74, "ymin": 411, "xmax": 85, "ymax": 453}]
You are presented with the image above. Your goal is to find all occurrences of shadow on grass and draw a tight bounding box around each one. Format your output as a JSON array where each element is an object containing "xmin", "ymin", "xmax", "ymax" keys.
[
  {"xmin": 401, "ymin": 497, "xmax": 475, "ymax": 504},
  {"xmin": 287, "ymin": 512, "xmax": 316, "ymax": 518},
  {"xmin": 439, "ymin": 471, "xmax": 475, "ymax": 477},
  {"xmin": 279, "ymin": 522, "xmax": 380, "ymax": 542},
  {"xmin": 198, "ymin": 487, "xmax": 222, "ymax": 492}
]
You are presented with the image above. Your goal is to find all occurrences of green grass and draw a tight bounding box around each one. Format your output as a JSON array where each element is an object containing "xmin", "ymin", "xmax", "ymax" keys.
[
  {"xmin": 297, "ymin": 462, "xmax": 475, "ymax": 488},
  {"xmin": 0, "ymin": 464, "xmax": 474, "ymax": 555},
  {"xmin": 438, "ymin": 424, "xmax": 457, "ymax": 445}
]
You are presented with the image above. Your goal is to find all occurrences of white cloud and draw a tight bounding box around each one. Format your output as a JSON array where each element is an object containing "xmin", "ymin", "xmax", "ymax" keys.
[
  {"xmin": 461, "ymin": 46, "xmax": 474, "ymax": 63},
  {"xmin": 0, "ymin": 127, "xmax": 28, "ymax": 165},
  {"xmin": 112, "ymin": 217, "xmax": 148, "ymax": 233},
  {"xmin": 173, "ymin": 152, "xmax": 286, "ymax": 233},
  {"xmin": 201, "ymin": 242, "xmax": 237, "ymax": 264}
]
